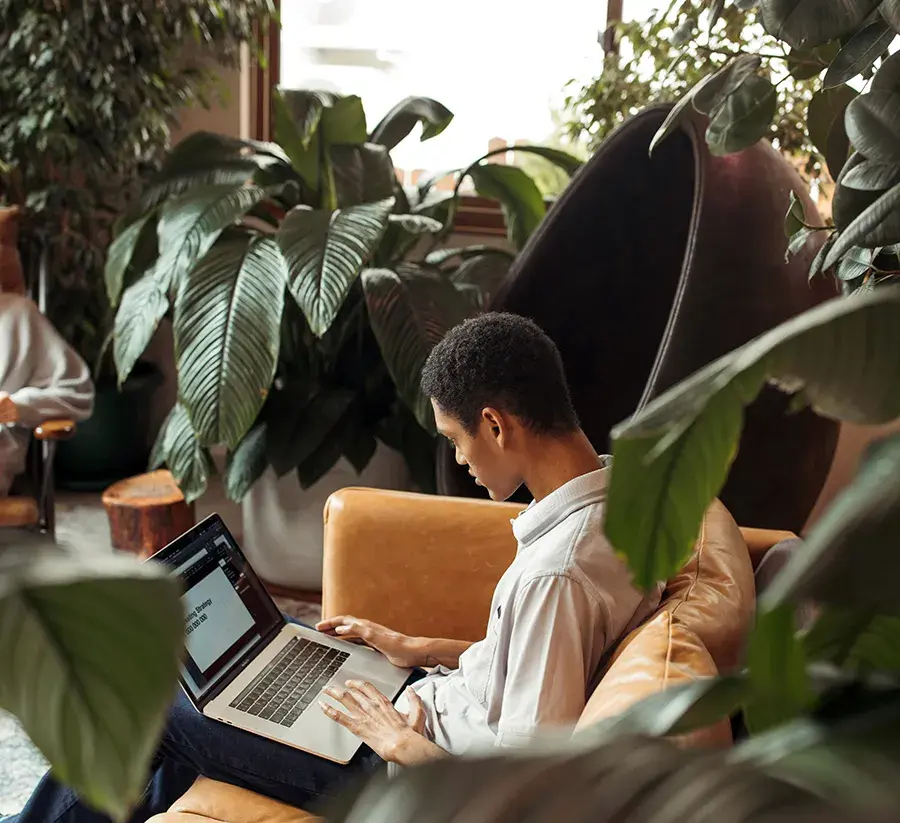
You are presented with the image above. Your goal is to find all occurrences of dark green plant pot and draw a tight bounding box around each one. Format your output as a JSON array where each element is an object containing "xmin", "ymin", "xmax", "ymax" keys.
[{"xmin": 55, "ymin": 361, "xmax": 163, "ymax": 492}]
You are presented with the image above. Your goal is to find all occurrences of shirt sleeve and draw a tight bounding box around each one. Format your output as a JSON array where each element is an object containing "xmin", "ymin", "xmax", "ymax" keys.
[
  {"xmin": 6, "ymin": 299, "xmax": 94, "ymax": 428},
  {"xmin": 494, "ymin": 572, "xmax": 603, "ymax": 747}
]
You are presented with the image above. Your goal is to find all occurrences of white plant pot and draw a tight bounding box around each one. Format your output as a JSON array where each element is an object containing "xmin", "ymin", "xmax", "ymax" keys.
[{"xmin": 241, "ymin": 442, "xmax": 411, "ymax": 591}]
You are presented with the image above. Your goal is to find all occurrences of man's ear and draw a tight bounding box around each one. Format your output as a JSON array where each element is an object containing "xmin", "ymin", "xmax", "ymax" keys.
[{"xmin": 481, "ymin": 407, "xmax": 507, "ymax": 446}]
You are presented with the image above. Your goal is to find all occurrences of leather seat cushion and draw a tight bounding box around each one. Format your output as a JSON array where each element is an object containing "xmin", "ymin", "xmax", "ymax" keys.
[{"xmin": 147, "ymin": 776, "xmax": 320, "ymax": 823}]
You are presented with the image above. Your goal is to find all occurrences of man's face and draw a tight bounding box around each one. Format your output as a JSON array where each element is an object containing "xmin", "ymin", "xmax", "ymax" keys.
[{"xmin": 432, "ymin": 400, "xmax": 523, "ymax": 502}]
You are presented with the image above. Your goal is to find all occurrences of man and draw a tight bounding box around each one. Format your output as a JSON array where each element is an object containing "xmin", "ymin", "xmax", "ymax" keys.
[
  {"xmin": 11, "ymin": 313, "xmax": 659, "ymax": 823},
  {"xmin": 0, "ymin": 291, "xmax": 94, "ymax": 496}
]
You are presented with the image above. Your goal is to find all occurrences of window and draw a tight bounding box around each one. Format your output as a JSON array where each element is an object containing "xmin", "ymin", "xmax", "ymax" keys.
[{"xmin": 278, "ymin": 0, "xmax": 609, "ymax": 181}]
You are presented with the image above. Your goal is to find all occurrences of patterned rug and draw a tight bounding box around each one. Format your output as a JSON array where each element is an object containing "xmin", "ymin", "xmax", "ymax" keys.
[{"xmin": 0, "ymin": 596, "xmax": 322, "ymax": 816}]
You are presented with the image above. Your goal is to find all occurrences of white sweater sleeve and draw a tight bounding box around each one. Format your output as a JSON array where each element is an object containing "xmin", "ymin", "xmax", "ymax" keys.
[{"xmin": 1, "ymin": 295, "xmax": 94, "ymax": 428}]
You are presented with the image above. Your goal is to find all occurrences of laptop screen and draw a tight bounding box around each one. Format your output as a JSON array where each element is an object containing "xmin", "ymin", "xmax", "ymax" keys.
[{"xmin": 155, "ymin": 516, "xmax": 283, "ymax": 705}]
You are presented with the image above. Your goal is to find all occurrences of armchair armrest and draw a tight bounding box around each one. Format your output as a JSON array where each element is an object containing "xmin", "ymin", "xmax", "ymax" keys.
[
  {"xmin": 322, "ymin": 488, "xmax": 522, "ymax": 642},
  {"xmin": 740, "ymin": 527, "xmax": 799, "ymax": 570},
  {"xmin": 34, "ymin": 419, "xmax": 77, "ymax": 441}
]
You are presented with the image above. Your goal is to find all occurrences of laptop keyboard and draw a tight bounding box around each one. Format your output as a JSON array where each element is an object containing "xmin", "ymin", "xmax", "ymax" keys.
[{"xmin": 229, "ymin": 637, "xmax": 349, "ymax": 727}]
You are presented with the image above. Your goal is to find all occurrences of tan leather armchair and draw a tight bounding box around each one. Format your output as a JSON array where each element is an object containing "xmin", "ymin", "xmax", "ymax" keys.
[{"xmin": 149, "ymin": 488, "xmax": 795, "ymax": 823}]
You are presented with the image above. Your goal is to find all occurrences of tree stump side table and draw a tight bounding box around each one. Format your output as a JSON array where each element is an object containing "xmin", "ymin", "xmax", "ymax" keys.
[{"xmin": 102, "ymin": 469, "xmax": 195, "ymax": 558}]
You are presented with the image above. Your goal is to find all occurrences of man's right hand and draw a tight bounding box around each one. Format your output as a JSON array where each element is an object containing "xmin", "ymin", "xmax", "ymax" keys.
[{"xmin": 316, "ymin": 615, "xmax": 424, "ymax": 668}]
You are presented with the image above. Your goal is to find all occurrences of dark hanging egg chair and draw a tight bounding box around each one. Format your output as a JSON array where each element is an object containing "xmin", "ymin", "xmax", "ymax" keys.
[{"xmin": 437, "ymin": 105, "xmax": 839, "ymax": 534}]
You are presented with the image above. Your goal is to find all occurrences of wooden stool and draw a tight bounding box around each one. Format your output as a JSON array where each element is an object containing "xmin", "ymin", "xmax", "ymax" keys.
[{"xmin": 102, "ymin": 470, "xmax": 195, "ymax": 558}]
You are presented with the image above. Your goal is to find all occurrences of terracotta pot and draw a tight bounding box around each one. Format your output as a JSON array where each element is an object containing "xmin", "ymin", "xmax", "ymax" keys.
[{"xmin": 438, "ymin": 105, "xmax": 839, "ymax": 534}]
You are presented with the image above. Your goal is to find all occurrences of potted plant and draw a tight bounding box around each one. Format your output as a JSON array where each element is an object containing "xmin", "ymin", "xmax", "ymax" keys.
[
  {"xmin": 0, "ymin": 0, "xmax": 273, "ymax": 490},
  {"xmin": 107, "ymin": 90, "xmax": 582, "ymax": 587}
]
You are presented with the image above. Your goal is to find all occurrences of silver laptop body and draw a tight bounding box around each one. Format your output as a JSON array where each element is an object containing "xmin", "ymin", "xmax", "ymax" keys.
[{"xmin": 149, "ymin": 513, "xmax": 411, "ymax": 764}]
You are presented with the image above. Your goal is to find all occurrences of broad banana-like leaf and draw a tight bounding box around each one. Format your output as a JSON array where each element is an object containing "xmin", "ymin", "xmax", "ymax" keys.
[
  {"xmin": 361, "ymin": 266, "xmax": 472, "ymax": 431},
  {"xmin": 368, "ymin": 96, "xmax": 454, "ymax": 150},
  {"xmin": 150, "ymin": 404, "xmax": 212, "ymax": 503},
  {"xmin": 114, "ymin": 273, "xmax": 169, "ymax": 386},
  {"xmin": 105, "ymin": 210, "xmax": 159, "ymax": 306},
  {"xmin": 278, "ymin": 198, "xmax": 394, "ymax": 337},
  {"xmin": 449, "ymin": 251, "xmax": 514, "ymax": 311},
  {"xmin": 605, "ymin": 288, "xmax": 900, "ymax": 591},
  {"xmin": 0, "ymin": 546, "xmax": 183, "ymax": 821},
  {"xmin": 156, "ymin": 184, "xmax": 271, "ymax": 295},
  {"xmin": 467, "ymin": 164, "xmax": 545, "ymax": 250},
  {"xmin": 122, "ymin": 132, "xmax": 289, "ymax": 227},
  {"xmin": 175, "ymin": 235, "xmax": 288, "ymax": 449},
  {"xmin": 224, "ymin": 422, "xmax": 269, "ymax": 502},
  {"xmin": 475, "ymin": 144, "xmax": 583, "ymax": 177}
]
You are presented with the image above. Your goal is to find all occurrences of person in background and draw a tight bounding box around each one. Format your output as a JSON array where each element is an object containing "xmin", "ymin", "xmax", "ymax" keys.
[{"xmin": 0, "ymin": 206, "xmax": 94, "ymax": 496}]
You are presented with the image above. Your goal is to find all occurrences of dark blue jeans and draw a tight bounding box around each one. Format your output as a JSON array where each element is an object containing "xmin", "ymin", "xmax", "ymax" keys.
[{"xmin": 9, "ymin": 623, "xmax": 420, "ymax": 823}]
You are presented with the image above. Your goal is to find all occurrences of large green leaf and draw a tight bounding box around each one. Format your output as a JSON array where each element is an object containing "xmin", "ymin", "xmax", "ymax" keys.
[
  {"xmin": 224, "ymin": 421, "xmax": 269, "ymax": 502},
  {"xmin": 175, "ymin": 235, "xmax": 288, "ymax": 449},
  {"xmin": 743, "ymin": 606, "xmax": 814, "ymax": 733},
  {"xmin": 823, "ymin": 20, "xmax": 896, "ymax": 88},
  {"xmin": 334, "ymin": 735, "xmax": 835, "ymax": 823},
  {"xmin": 362, "ymin": 267, "xmax": 472, "ymax": 431},
  {"xmin": 113, "ymin": 273, "xmax": 169, "ymax": 387},
  {"xmin": 272, "ymin": 92, "xmax": 321, "ymax": 192},
  {"xmin": 764, "ymin": 433, "xmax": 900, "ymax": 614},
  {"xmin": 475, "ymin": 145, "xmax": 584, "ymax": 177},
  {"xmin": 649, "ymin": 56, "xmax": 760, "ymax": 154},
  {"xmin": 151, "ymin": 404, "xmax": 212, "ymax": 503},
  {"xmin": 832, "ymin": 152, "xmax": 883, "ymax": 232},
  {"xmin": 155, "ymin": 184, "xmax": 271, "ymax": 294},
  {"xmin": 845, "ymin": 91, "xmax": 900, "ymax": 165},
  {"xmin": 425, "ymin": 245, "xmax": 515, "ymax": 267},
  {"xmin": 605, "ymin": 287, "xmax": 900, "ymax": 590},
  {"xmin": 467, "ymin": 164, "xmax": 545, "ymax": 249},
  {"xmin": 841, "ymin": 159, "xmax": 900, "ymax": 190},
  {"xmin": 277, "ymin": 197, "xmax": 394, "ymax": 337},
  {"xmin": 320, "ymin": 95, "xmax": 368, "ymax": 145},
  {"xmin": 705, "ymin": 74, "xmax": 778, "ymax": 155},
  {"xmin": 804, "ymin": 606, "xmax": 900, "ymax": 672},
  {"xmin": 449, "ymin": 251, "xmax": 513, "ymax": 311},
  {"xmin": 124, "ymin": 132, "xmax": 288, "ymax": 225},
  {"xmin": 105, "ymin": 210, "xmax": 159, "ymax": 306},
  {"xmin": 368, "ymin": 96, "xmax": 454, "ymax": 150},
  {"xmin": 273, "ymin": 88, "xmax": 338, "ymax": 149},
  {"xmin": 759, "ymin": 0, "xmax": 882, "ymax": 49},
  {"xmin": 330, "ymin": 143, "xmax": 397, "ymax": 206},
  {"xmin": 0, "ymin": 547, "xmax": 183, "ymax": 821},
  {"xmin": 693, "ymin": 55, "xmax": 763, "ymax": 115},
  {"xmin": 825, "ymin": 179, "xmax": 900, "ymax": 265},
  {"xmin": 807, "ymin": 86, "xmax": 858, "ymax": 179}
]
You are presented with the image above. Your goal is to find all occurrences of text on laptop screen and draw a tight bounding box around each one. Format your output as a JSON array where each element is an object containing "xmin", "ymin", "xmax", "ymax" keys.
[{"xmin": 166, "ymin": 519, "xmax": 282, "ymax": 703}]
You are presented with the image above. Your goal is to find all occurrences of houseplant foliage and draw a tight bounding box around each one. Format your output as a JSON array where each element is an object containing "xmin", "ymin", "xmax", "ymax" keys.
[
  {"xmin": 0, "ymin": 534, "xmax": 184, "ymax": 821},
  {"xmin": 648, "ymin": 0, "xmax": 900, "ymax": 296},
  {"xmin": 0, "ymin": 0, "xmax": 273, "ymax": 378},
  {"xmin": 562, "ymin": 0, "xmax": 824, "ymax": 179},
  {"xmin": 109, "ymin": 90, "xmax": 581, "ymax": 502}
]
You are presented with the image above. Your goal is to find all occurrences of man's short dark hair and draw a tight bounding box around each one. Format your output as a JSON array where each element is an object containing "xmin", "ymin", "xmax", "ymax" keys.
[{"xmin": 420, "ymin": 312, "xmax": 579, "ymax": 435}]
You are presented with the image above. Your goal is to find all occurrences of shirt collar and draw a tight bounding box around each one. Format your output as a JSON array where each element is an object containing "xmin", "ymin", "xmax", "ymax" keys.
[{"xmin": 511, "ymin": 455, "xmax": 612, "ymax": 547}]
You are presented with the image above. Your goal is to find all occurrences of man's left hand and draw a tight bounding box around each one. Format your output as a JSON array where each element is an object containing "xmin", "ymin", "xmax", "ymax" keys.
[{"xmin": 320, "ymin": 680, "xmax": 444, "ymax": 766}]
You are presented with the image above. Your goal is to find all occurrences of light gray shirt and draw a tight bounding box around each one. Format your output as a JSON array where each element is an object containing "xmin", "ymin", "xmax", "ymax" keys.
[
  {"xmin": 0, "ymin": 294, "xmax": 94, "ymax": 495},
  {"xmin": 397, "ymin": 457, "xmax": 662, "ymax": 755}
]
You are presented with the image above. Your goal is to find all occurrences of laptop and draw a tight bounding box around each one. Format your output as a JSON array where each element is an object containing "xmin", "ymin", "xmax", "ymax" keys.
[{"xmin": 148, "ymin": 513, "xmax": 411, "ymax": 764}]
